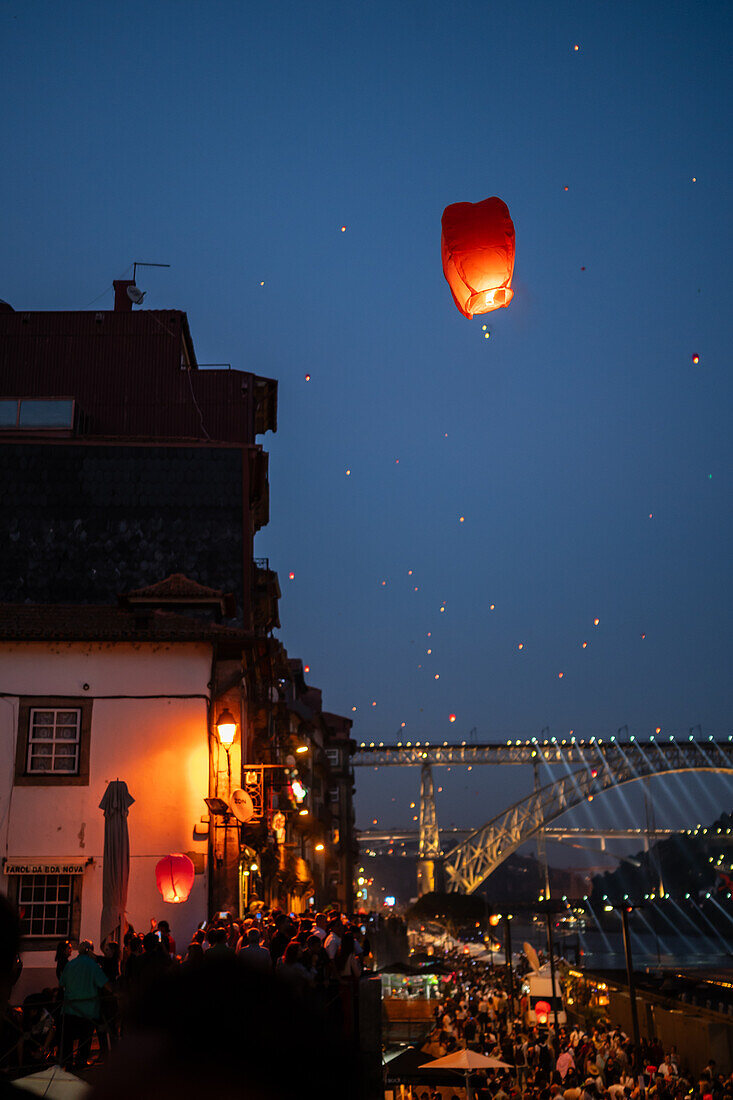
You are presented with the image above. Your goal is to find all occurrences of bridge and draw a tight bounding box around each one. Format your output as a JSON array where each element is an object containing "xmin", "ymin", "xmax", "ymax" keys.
[{"xmin": 353, "ymin": 736, "xmax": 733, "ymax": 894}]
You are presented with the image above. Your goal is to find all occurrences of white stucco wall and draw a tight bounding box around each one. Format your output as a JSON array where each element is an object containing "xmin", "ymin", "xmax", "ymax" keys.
[{"xmin": 0, "ymin": 641, "xmax": 213, "ymax": 996}]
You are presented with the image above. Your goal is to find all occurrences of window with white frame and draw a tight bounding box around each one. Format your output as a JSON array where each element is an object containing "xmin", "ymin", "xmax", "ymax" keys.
[
  {"xmin": 329, "ymin": 786, "xmax": 340, "ymax": 804},
  {"xmin": 26, "ymin": 708, "xmax": 81, "ymax": 774},
  {"xmin": 326, "ymin": 748, "xmax": 340, "ymax": 767},
  {"xmin": 17, "ymin": 874, "xmax": 74, "ymax": 938}
]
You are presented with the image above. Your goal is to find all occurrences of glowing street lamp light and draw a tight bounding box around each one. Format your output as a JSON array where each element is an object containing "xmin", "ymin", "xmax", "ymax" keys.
[{"xmin": 216, "ymin": 709, "xmax": 237, "ymax": 746}]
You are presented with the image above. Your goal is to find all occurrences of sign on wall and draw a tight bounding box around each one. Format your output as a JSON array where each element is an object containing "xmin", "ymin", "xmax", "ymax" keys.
[
  {"xmin": 242, "ymin": 767, "xmax": 264, "ymax": 820},
  {"xmin": 4, "ymin": 860, "xmax": 86, "ymax": 875}
]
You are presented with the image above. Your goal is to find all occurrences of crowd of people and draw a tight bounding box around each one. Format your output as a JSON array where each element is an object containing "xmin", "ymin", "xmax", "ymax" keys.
[
  {"xmin": 406, "ymin": 952, "xmax": 732, "ymax": 1100},
  {"xmin": 2, "ymin": 906, "xmax": 374, "ymax": 1076}
]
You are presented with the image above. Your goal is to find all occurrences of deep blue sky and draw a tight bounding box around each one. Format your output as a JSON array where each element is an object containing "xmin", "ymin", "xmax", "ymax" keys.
[{"xmin": 3, "ymin": 2, "xmax": 731, "ymax": 852}]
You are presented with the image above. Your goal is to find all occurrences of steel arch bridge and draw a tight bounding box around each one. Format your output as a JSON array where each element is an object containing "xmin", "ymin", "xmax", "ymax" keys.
[{"xmin": 353, "ymin": 737, "xmax": 733, "ymax": 894}]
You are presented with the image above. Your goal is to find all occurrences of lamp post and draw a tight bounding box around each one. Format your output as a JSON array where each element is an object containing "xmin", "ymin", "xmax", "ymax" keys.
[
  {"xmin": 216, "ymin": 708, "xmax": 237, "ymax": 787},
  {"xmin": 504, "ymin": 913, "xmax": 515, "ymax": 1023},
  {"xmin": 619, "ymin": 905, "xmax": 642, "ymax": 1069}
]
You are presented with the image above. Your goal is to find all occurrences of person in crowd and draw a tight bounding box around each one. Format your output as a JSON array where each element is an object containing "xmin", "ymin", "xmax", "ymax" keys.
[
  {"xmin": 54, "ymin": 940, "xmax": 72, "ymax": 982},
  {"xmin": 237, "ymin": 928, "xmax": 272, "ymax": 970},
  {"xmin": 59, "ymin": 941, "xmax": 111, "ymax": 1070},
  {"xmin": 205, "ymin": 927, "xmax": 234, "ymax": 957}
]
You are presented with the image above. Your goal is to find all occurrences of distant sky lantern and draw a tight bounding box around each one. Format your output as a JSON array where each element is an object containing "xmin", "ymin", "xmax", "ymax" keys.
[
  {"xmin": 449, "ymin": 714, "xmax": 456, "ymax": 723},
  {"xmin": 441, "ymin": 196, "xmax": 515, "ymax": 319},
  {"xmin": 156, "ymin": 853, "xmax": 195, "ymax": 904},
  {"xmin": 692, "ymin": 354, "xmax": 699, "ymax": 364}
]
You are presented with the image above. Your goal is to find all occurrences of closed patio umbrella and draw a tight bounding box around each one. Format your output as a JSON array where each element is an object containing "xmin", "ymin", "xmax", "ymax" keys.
[{"xmin": 99, "ymin": 779, "xmax": 134, "ymax": 946}]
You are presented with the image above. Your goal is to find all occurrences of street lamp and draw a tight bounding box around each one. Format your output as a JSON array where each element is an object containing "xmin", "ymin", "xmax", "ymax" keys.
[{"xmin": 216, "ymin": 709, "xmax": 237, "ymax": 746}]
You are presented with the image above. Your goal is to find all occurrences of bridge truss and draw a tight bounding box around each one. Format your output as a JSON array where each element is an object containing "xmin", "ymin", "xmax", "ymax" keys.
[{"xmin": 353, "ymin": 737, "xmax": 733, "ymax": 894}]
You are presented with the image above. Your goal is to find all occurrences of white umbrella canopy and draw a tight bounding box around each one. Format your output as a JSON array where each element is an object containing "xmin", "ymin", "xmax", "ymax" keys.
[
  {"xmin": 420, "ymin": 1049, "xmax": 513, "ymax": 1071},
  {"xmin": 14, "ymin": 1065, "xmax": 91, "ymax": 1098}
]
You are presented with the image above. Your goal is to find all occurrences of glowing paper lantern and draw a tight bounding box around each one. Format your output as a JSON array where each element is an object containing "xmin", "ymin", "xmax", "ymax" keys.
[
  {"xmin": 155, "ymin": 853, "xmax": 195, "ymax": 904},
  {"xmin": 441, "ymin": 196, "xmax": 515, "ymax": 318},
  {"xmin": 535, "ymin": 999, "xmax": 551, "ymax": 1024}
]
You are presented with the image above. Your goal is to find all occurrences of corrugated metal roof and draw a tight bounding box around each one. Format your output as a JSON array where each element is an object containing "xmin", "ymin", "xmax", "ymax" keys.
[{"xmin": 0, "ymin": 310, "xmax": 277, "ymax": 443}]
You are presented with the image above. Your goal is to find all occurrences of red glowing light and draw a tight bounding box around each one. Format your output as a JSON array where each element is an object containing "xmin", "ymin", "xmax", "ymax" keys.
[
  {"xmin": 517, "ymin": 643, "xmax": 524, "ymax": 650},
  {"xmin": 304, "ymin": 373, "xmax": 311, "ymax": 381},
  {"xmin": 692, "ymin": 354, "xmax": 699, "ymax": 364},
  {"xmin": 558, "ymin": 672, "xmax": 564, "ymax": 678},
  {"xmin": 304, "ymin": 664, "xmax": 310, "ymax": 673},
  {"xmin": 288, "ymin": 572, "xmax": 295, "ymax": 580},
  {"xmin": 449, "ymin": 714, "xmax": 456, "ymax": 723},
  {"xmin": 593, "ymin": 617, "xmax": 600, "ymax": 626}
]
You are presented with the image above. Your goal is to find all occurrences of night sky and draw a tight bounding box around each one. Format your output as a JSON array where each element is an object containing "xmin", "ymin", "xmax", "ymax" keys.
[{"xmin": 3, "ymin": 2, "xmax": 732, "ymax": 858}]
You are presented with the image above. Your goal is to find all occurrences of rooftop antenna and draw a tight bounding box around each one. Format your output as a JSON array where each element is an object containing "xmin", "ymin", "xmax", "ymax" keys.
[
  {"xmin": 127, "ymin": 261, "xmax": 171, "ymax": 305},
  {"xmin": 132, "ymin": 261, "xmax": 170, "ymax": 281}
]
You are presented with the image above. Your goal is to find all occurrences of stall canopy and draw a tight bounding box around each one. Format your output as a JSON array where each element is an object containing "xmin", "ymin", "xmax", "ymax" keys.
[{"xmin": 384, "ymin": 1046, "xmax": 459, "ymax": 1087}]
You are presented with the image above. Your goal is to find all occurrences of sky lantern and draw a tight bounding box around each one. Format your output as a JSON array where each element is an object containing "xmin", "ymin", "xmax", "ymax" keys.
[
  {"xmin": 155, "ymin": 853, "xmax": 195, "ymax": 904},
  {"xmin": 535, "ymin": 999, "xmax": 551, "ymax": 1024},
  {"xmin": 441, "ymin": 196, "xmax": 515, "ymax": 318}
]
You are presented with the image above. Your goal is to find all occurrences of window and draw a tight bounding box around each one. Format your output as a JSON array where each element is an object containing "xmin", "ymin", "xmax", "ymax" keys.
[
  {"xmin": 326, "ymin": 748, "xmax": 340, "ymax": 768},
  {"xmin": 329, "ymin": 786, "xmax": 340, "ymax": 804},
  {"xmin": 18, "ymin": 874, "xmax": 73, "ymax": 937},
  {"xmin": 0, "ymin": 398, "xmax": 75, "ymax": 430},
  {"xmin": 10, "ymin": 873, "xmax": 82, "ymax": 947},
  {"xmin": 15, "ymin": 698, "xmax": 92, "ymax": 786},
  {"xmin": 27, "ymin": 708, "xmax": 80, "ymax": 774}
]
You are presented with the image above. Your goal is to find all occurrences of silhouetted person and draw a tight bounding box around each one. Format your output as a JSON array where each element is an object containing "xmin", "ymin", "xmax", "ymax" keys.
[{"xmin": 90, "ymin": 954, "xmax": 352, "ymax": 1100}]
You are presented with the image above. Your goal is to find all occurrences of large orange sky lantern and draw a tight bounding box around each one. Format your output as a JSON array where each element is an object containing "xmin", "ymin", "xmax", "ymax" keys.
[
  {"xmin": 441, "ymin": 196, "xmax": 516, "ymax": 319},
  {"xmin": 155, "ymin": 853, "xmax": 195, "ymax": 904}
]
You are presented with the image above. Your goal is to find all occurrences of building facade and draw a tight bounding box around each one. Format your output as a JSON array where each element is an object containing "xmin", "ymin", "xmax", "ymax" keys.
[{"xmin": 0, "ymin": 283, "xmax": 356, "ymax": 980}]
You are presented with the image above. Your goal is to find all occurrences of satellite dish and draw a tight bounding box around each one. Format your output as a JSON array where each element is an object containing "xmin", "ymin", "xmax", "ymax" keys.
[
  {"xmin": 229, "ymin": 788, "xmax": 254, "ymax": 824},
  {"xmin": 523, "ymin": 942, "xmax": 541, "ymax": 973},
  {"xmin": 126, "ymin": 285, "xmax": 146, "ymax": 304}
]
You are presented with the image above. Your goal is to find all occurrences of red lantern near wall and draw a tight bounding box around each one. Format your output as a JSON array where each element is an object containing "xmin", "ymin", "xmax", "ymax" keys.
[
  {"xmin": 155, "ymin": 853, "xmax": 195, "ymax": 904},
  {"xmin": 534, "ymin": 999, "xmax": 551, "ymax": 1025},
  {"xmin": 441, "ymin": 196, "xmax": 516, "ymax": 318}
]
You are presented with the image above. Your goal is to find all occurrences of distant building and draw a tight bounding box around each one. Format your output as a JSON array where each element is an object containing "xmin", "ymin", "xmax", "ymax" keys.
[{"xmin": 0, "ymin": 284, "xmax": 356, "ymax": 967}]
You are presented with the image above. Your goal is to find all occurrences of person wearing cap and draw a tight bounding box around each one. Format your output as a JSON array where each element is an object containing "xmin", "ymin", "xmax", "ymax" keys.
[{"xmin": 59, "ymin": 940, "xmax": 111, "ymax": 1069}]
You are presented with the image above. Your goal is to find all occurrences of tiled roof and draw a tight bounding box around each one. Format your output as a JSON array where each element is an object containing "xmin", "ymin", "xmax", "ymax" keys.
[
  {"xmin": 0, "ymin": 603, "xmax": 255, "ymax": 645},
  {"xmin": 122, "ymin": 573, "xmax": 228, "ymax": 601}
]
